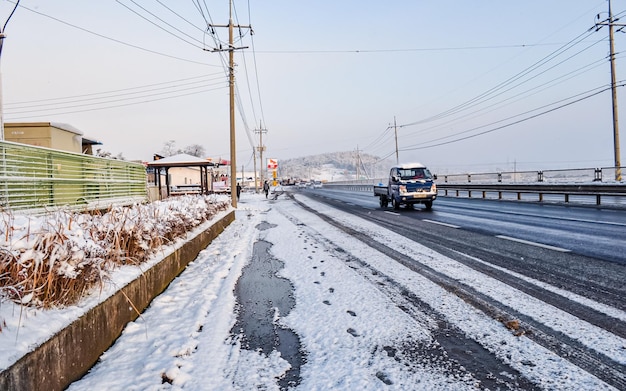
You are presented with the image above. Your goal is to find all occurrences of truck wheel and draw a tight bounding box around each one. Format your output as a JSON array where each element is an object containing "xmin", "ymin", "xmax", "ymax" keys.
[
  {"xmin": 425, "ymin": 201, "xmax": 433, "ymax": 210},
  {"xmin": 392, "ymin": 197, "xmax": 400, "ymax": 210},
  {"xmin": 379, "ymin": 196, "xmax": 388, "ymax": 208}
]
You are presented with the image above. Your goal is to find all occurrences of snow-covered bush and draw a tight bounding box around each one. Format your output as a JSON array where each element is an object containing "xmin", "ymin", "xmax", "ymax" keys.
[{"xmin": 0, "ymin": 195, "xmax": 230, "ymax": 309}]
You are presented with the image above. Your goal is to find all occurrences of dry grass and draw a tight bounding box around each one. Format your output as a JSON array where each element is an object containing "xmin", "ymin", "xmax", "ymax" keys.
[{"xmin": 0, "ymin": 195, "xmax": 230, "ymax": 310}]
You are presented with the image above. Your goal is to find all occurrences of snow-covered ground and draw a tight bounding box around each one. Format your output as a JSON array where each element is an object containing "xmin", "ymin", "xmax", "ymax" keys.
[{"xmin": 1, "ymin": 191, "xmax": 623, "ymax": 390}]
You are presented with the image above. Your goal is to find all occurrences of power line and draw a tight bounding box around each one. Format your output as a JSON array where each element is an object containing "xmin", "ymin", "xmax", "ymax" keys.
[
  {"xmin": 5, "ymin": 73, "xmax": 225, "ymax": 107},
  {"xmin": 400, "ymin": 28, "xmax": 598, "ymax": 129},
  {"xmin": 5, "ymin": 82, "xmax": 228, "ymax": 119},
  {"xmin": 153, "ymin": 0, "xmax": 206, "ymax": 34},
  {"xmin": 253, "ymin": 43, "xmax": 570, "ymax": 54},
  {"xmin": 402, "ymin": 54, "xmax": 610, "ymax": 141},
  {"xmin": 14, "ymin": 2, "xmax": 220, "ymax": 66},
  {"xmin": 399, "ymin": 83, "xmax": 620, "ymax": 152},
  {"xmin": 115, "ymin": 0, "xmax": 206, "ymax": 49}
]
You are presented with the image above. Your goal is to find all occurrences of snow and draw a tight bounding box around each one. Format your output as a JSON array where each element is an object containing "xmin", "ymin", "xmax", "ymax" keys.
[{"xmin": 1, "ymin": 191, "xmax": 623, "ymax": 390}]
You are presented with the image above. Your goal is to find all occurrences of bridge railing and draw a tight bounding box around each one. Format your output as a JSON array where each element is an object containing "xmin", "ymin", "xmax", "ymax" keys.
[
  {"xmin": 322, "ymin": 166, "xmax": 626, "ymax": 207},
  {"xmin": 0, "ymin": 140, "xmax": 148, "ymax": 214}
]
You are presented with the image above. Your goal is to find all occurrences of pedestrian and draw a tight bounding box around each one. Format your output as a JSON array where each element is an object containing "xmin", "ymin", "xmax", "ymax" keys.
[
  {"xmin": 236, "ymin": 183, "xmax": 242, "ymax": 200},
  {"xmin": 263, "ymin": 180, "xmax": 270, "ymax": 198}
]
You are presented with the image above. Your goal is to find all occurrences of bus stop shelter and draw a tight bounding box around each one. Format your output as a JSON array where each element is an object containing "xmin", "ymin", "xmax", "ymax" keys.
[{"xmin": 146, "ymin": 153, "xmax": 217, "ymax": 198}]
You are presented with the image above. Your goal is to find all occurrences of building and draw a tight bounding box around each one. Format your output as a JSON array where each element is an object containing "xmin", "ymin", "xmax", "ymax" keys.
[{"xmin": 3, "ymin": 122, "xmax": 101, "ymax": 154}]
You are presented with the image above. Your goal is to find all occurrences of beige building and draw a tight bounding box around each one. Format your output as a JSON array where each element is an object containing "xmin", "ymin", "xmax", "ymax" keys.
[{"xmin": 3, "ymin": 122, "xmax": 101, "ymax": 154}]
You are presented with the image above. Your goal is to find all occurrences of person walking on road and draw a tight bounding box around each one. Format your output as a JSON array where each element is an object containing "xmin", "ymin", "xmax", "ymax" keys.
[
  {"xmin": 263, "ymin": 180, "xmax": 270, "ymax": 199},
  {"xmin": 236, "ymin": 183, "xmax": 242, "ymax": 201}
]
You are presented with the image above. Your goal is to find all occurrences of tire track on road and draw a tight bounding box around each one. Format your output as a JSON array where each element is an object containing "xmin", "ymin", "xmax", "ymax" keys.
[{"xmin": 291, "ymin": 193, "xmax": 626, "ymax": 390}]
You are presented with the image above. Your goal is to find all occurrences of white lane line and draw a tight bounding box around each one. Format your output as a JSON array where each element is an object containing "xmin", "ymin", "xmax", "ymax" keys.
[
  {"xmin": 422, "ymin": 219, "xmax": 461, "ymax": 229},
  {"xmin": 496, "ymin": 235, "xmax": 571, "ymax": 252},
  {"xmin": 384, "ymin": 211, "xmax": 400, "ymax": 216},
  {"xmin": 448, "ymin": 248, "xmax": 626, "ymax": 322}
]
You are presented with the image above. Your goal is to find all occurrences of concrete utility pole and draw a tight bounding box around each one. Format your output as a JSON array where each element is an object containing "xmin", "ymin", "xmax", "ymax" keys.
[
  {"xmin": 596, "ymin": 0, "xmax": 623, "ymax": 181},
  {"xmin": 251, "ymin": 149, "xmax": 258, "ymax": 193},
  {"xmin": 356, "ymin": 146, "xmax": 360, "ymax": 180},
  {"xmin": 255, "ymin": 122, "xmax": 267, "ymax": 192},
  {"xmin": 393, "ymin": 116, "xmax": 399, "ymax": 164},
  {"xmin": 208, "ymin": 1, "xmax": 250, "ymax": 207}
]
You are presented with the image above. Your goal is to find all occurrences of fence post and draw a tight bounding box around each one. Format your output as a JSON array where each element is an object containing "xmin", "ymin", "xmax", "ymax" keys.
[
  {"xmin": 498, "ymin": 173, "xmax": 502, "ymax": 183},
  {"xmin": 537, "ymin": 171, "xmax": 544, "ymax": 182},
  {"xmin": 594, "ymin": 168, "xmax": 602, "ymax": 182},
  {"xmin": 467, "ymin": 174, "xmax": 471, "ymax": 183}
]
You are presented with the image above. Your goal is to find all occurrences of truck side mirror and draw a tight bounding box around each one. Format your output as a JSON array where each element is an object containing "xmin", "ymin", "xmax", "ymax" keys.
[
  {"xmin": 433, "ymin": 174, "xmax": 438, "ymax": 180},
  {"xmin": 392, "ymin": 175, "xmax": 400, "ymax": 182}
]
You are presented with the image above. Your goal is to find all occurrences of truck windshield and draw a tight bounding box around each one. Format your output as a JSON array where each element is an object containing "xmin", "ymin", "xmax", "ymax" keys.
[{"xmin": 398, "ymin": 168, "xmax": 432, "ymax": 180}]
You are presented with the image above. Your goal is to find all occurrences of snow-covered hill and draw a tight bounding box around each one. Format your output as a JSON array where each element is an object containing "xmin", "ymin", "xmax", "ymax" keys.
[{"xmin": 278, "ymin": 151, "xmax": 393, "ymax": 182}]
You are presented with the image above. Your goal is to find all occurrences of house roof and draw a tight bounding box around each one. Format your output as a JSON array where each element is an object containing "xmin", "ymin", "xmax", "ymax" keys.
[
  {"xmin": 5, "ymin": 122, "xmax": 85, "ymax": 136},
  {"xmin": 146, "ymin": 153, "xmax": 216, "ymax": 168}
]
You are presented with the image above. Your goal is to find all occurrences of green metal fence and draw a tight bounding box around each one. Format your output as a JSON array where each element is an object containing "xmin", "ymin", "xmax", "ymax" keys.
[{"xmin": 0, "ymin": 140, "xmax": 147, "ymax": 214}]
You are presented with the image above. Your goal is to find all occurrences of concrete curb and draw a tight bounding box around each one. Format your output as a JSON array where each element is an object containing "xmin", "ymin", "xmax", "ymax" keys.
[{"xmin": 0, "ymin": 210, "xmax": 235, "ymax": 391}]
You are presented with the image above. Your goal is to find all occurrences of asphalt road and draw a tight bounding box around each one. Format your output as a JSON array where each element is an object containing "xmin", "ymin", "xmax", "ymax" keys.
[
  {"xmin": 298, "ymin": 186, "xmax": 626, "ymax": 311},
  {"xmin": 304, "ymin": 188, "xmax": 626, "ymax": 265},
  {"xmin": 289, "ymin": 187, "xmax": 626, "ymax": 388}
]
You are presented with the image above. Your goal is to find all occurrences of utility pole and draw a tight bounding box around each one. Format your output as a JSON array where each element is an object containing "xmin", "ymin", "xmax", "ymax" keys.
[
  {"xmin": 255, "ymin": 122, "xmax": 267, "ymax": 192},
  {"xmin": 0, "ymin": 0, "xmax": 20, "ymax": 141},
  {"xmin": 356, "ymin": 146, "xmax": 360, "ymax": 180},
  {"xmin": 251, "ymin": 150, "xmax": 258, "ymax": 193},
  {"xmin": 208, "ymin": 1, "xmax": 250, "ymax": 207},
  {"xmin": 596, "ymin": 0, "xmax": 623, "ymax": 181},
  {"xmin": 393, "ymin": 116, "xmax": 399, "ymax": 164}
]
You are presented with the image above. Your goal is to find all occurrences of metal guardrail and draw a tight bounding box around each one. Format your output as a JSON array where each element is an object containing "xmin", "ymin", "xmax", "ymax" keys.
[
  {"xmin": 323, "ymin": 176, "xmax": 626, "ymax": 208},
  {"xmin": 437, "ymin": 183, "xmax": 626, "ymax": 207},
  {"xmin": 330, "ymin": 166, "xmax": 625, "ymax": 185},
  {"xmin": 0, "ymin": 140, "xmax": 148, "ymax": 214},
  {"xmin": 438, "ymin": 166, "xmax": 624, "ymax": 184}
]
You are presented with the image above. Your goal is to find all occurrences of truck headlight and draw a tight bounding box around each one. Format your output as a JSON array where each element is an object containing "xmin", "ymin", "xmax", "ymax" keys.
[
  {"xmin": 431, "ymin": 184, "xmax": 437, "ymax": 193},
  {"xmin": 399, "ymin": 185, "xmax": 407, "ymax": 194}
]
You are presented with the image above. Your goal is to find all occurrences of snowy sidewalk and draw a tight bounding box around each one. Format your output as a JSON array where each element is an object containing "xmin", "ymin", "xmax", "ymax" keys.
[
  {"xmin": 66, "ymin": 193, "xmax": 457, "ymax": 390},
  {"xmin": 67, "ymin": 192, "xmax": 615, "ymax": 390}
]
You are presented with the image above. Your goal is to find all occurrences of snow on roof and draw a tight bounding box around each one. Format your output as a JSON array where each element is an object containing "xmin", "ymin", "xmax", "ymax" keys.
[
  {"xmin": 5, "ymin": 122, "xmax": 85, "ymax": 136},
  {"xmin": 391, "ymin": 162, "xmax": 426, "ymax": 169},
  {"xmin": 50, "ymin": 122, "xmax": 84, "ymax": 136},
  {"xmin": 146, "ymin": 153, "xmax": 215, "ymax": 167}
]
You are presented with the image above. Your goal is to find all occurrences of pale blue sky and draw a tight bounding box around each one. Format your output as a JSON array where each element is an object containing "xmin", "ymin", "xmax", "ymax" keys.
[{"xmin": 1, "ymin": 1, "xmax": 622, "ymax": 173}]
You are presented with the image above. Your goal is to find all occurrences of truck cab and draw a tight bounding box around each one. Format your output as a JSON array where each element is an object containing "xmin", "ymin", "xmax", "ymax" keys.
[{"xmin": 380, "ymin": 163, "xmax": 437, "ymax": 210}]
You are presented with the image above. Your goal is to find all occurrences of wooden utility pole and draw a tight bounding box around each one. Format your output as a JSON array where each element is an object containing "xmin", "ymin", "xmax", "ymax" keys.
[
  {"xmin": 596, "ymin": 0, "xmax": 623, "ymax": 181},
  {"xmin": 608, "ymin": 0, "xmax": 622, "ymax": 181},
  {"xmin": 208, "ymin": 1, "xmax": 250, "ymax": 206}
]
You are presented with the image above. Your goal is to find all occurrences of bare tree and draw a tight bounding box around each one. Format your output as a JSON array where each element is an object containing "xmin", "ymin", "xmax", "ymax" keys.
[
  {"xmin": 160, "ymin": 141, "xmax": 205, "ymax": 157},
  {"xmin": 161, "ymin": 140, "xmax": 180, "ymax": 157},
  {"xmin": 95, "ymin": 149, "xmax": 126, "ymax": 160},
  {"xmin": 183, "ymin": 144, "xmax": 205, "ymax": 158}
]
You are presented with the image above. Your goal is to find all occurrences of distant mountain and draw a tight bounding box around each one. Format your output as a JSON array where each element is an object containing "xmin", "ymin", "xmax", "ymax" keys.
[{"xmin": 278, "ymin": 151, "xmax": 393, "ymax": 182}]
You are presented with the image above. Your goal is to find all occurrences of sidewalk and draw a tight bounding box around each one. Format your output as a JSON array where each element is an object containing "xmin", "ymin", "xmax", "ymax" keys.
[{"xmin": 68, "ymin": 192, "xmax": 472, "ymax": 390}]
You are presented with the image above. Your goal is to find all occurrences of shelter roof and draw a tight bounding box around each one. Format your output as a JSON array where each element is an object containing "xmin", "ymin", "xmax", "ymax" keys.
[{"xmin": 146, "ymin": 153, "xmax": 215, "ymax": 168}]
